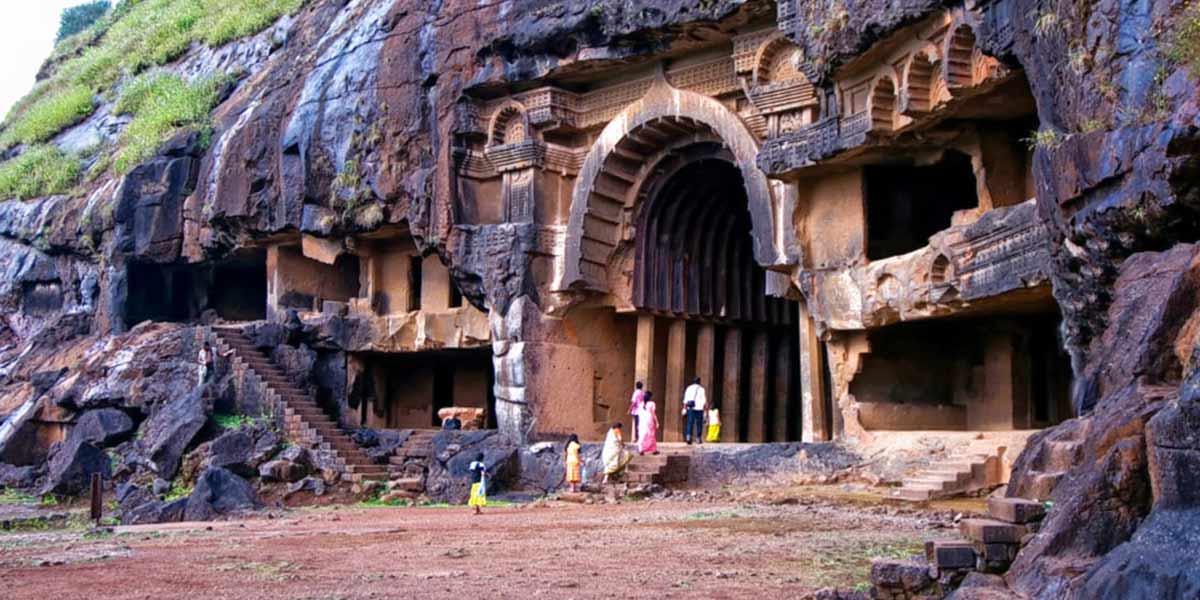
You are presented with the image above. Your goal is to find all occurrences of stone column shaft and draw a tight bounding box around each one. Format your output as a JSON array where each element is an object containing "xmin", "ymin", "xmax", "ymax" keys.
[
  {"xmin": 799, "ymin": 302, "xmax": 827, "ymax": 442},
  {"xmin": 774, "ymin": 335, "xmax": 793, "ymax": 442},
  {"xmin": 747, "ymin": 330, "xmax": 770, "ymax": 443},
  {"xmin": 722, "ymin": 328, "xmax": 743, "ymax": 442},
  {"xmin": 664, "ymin": 319, "xmax": 689, "ymax": 442}
]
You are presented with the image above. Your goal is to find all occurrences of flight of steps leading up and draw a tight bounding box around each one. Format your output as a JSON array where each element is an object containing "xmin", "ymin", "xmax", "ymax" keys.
[
  {"xmin": 625, "ymin": 446, "xmax": 691, "ymax": 486},
  {"xmin": 893, "ymin": 436, "xmax": 1028, "ymax": 502},
  {"xmin": 210, "ymin": 326, "xmax": 387, "ymax": 483},
  {"xmin": 386, "ymin": 430, "xmax": 439, "ymax": 494}
]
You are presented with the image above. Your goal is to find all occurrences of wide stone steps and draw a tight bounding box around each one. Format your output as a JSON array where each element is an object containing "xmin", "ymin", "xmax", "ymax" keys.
[
  {"xmin": 211, "ymin": 326, "xmax": 385, "ymax": 482},
  {"xmin": 624, "ymin": 449, "xmax": 690, "ymax": 486},
  {"xmin": 893, "ymin": 445, "xmax": 1008, "ymax": 502}
]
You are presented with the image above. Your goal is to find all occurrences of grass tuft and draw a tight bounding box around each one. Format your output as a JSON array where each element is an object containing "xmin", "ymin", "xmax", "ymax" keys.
[
  {"xmin": 1169, "ymin": 1, "xmax": 1200, "ymax": 77},
  {"xmin": 0, "ymin": 85, "xmax": 95, "ymax": 148},
  {"xmin": 113, "ymin": 73, "xmax": 224, "ymax": 173},
  {"xmin": 213, "ymin": 412, "xmax": 257, "ymax": 430},
  {"xmin": 0, "ymin": 146, "xmax": 82, "ymax": 200},
  {"xmin": 0, "ymin": 0, "xmax": 309, "ymax": 183}
]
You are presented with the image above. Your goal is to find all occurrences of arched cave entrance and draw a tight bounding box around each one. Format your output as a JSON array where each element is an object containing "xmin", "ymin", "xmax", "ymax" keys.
[{"xmin": 628, "ymin": 144, "xmax": 800, "ymax": 443}]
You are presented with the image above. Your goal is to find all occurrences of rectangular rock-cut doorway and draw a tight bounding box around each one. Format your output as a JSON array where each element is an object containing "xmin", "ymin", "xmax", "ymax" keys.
[
  {"xmin": 850, "ymin": 312, "xmax": 1073, "ymax": 432},
  {"xmin": 352, "ymin": 349, "xmax": 496, "ymax": 430},
  {"xmin": 122, "ymin": 248, "xmax": 267, "ymax": 328}
]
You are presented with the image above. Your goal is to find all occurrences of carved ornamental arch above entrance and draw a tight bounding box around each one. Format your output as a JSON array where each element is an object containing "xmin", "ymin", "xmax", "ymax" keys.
[{"xmin": 559, "ymin": 72, "xmax": 793, "ymax": 293}]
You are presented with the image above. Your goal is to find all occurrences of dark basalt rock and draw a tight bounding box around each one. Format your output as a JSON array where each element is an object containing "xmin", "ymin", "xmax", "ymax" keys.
[
  {"xmin": 206, "ymin": 429, "xmax": 256, "ymax": 477},
  {"xmin": 142, "ymin": 388, "xmax": 209, "ymax": 481},
  {"xmin": 72, "ymin": 408, "xmax": 135, "ymax": 447},
  {"xmin": 424, "ymin": 431, "xmax": 518, "ymax": 504},
  {"xmin": 184, "ymin": 467, "xmax": 261, "ymax": 521},
  {"xmin": 42, "ymin": 438, "xmax": 111, "ymax": 496}
]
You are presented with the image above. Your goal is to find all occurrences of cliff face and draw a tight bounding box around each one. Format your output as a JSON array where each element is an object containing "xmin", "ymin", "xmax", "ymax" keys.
[{"xmin": 1, "ymin": 0, "xmax": 1199, "ymax": 596}]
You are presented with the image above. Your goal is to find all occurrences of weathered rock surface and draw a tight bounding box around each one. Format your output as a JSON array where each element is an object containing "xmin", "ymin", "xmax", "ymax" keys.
[
  {"xmin": 72, "ymin": 408, "xmax": 134, "ymax": 447},
  {"xmin": 141, "ymin": 388, "xmax": 209, "ymax": 480},
  {"xmin": 42, "ymin": 438, "xmax": 111, "ymax": 496},
  {"xmin": 184, "ymin": 467, "xmax": 261, "ymax": 521},
  {"xmin": 424, "ymin": 431, "xmax": 517, "ymax": 504}
]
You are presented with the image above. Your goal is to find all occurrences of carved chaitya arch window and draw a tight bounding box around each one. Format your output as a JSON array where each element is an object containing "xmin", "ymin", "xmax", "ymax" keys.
[
  {"xmin": 902, "ymin": 48, "xmax": 937, "ymax": 115},
  {"xmin": 489, "ymin": 102, "xmax": 530, "ymax": 146},
  {"xmin": 943, "ymin": 22, "xmax": 977, "ymax": 89},
  {"xmin": 869, "ymin": 74, "xmax": 898, "ymax": 133},
  {"xmin": 754, "ymin": 33, "xmax": 804, "ymax": 87},
  {"xmin": 930, "ymin": 254, "xmax": 952, "ymax": 284}
]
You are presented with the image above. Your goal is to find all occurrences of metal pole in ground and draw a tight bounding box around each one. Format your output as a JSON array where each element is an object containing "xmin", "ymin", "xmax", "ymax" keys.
[{"xmin": 90, "ymin": 473, "xmax": 102, "ymax": 525}]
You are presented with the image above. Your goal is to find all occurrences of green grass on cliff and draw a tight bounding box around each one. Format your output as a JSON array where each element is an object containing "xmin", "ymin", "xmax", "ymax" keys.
[
  {"xmin": 113, "ymin": 72, "xmax": 224, "ymax": 173},
  {"xmin": 0, "ymin": 0, "xmax": 307, "ymax": 194},
  {"xmin": 0, "ymin": 145, "xmax": 82, "ymax": 200},
  {"xmin": 1170, "ymin": 1, "xmax": 1200, "ymax": 77}
]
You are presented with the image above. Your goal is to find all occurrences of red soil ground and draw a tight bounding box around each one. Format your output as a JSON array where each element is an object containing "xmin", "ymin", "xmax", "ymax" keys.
[{"xmin": 0, "ymin": 489, "xmax": 967, "ymax": 599}]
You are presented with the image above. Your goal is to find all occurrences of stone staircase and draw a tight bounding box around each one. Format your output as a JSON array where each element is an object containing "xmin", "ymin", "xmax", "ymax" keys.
[
  {"xmin": 625, "ymin": 446, "xmax": 691, "ymax": 486},
  {"xmin": 386, "ymin": 429, "xmax": 439, "ymax": 493},
  {"xmin": 892, "ymin": 436, "xmax": 1027, "ymax": 502},
  {"xmin": 210, "ymin": 326, "xmax": 387, "ymax": 483}
]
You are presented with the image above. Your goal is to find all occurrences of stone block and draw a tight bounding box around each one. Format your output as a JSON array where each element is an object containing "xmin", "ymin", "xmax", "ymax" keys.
[
  {"xmin": 924, "ymin": 539, "xmax": 977, "ymax": 570},
  {"xmin": 870, "ymin": 558, "xmax": 933, "ymax": 593},
  {"xmin": 987, "ymin": 497, "xmax": 1046, "ymax": 523},
  {"xmin": 977, "ymin": 542, "xmax": 1017, "ymax": 563},
  {"xmin": 960, "ymin": 518, "xmax": 1026, "ymax": 544}
]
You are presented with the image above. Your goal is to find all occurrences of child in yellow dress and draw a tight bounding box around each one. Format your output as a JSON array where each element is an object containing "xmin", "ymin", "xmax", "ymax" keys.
[
  {"xmin": 706, "ymin": 406, "xmax": 721, "ymax": 443},
  {"xmin": 564, "ymin": 434, "xmax": 582, "ymax": 492}
]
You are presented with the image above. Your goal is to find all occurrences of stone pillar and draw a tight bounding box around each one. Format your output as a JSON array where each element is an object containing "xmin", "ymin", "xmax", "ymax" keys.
[
  {"xmin": 664, "ymin": 319, "xmax": 689, "ymax": 442},
  {"xmin": 747, "ymin": 330, "xmax": 770, "ymax": 442},
  {"xmin": 722, "ymin": 328, "xmax": 743, "ymax": 442},
  {"xmin": 774, "ymin": 335, "xmax": 793, "ymax": 442},
  {"xmin": 695, "ymin": 323, "xmax": 716, "ymax": 398},
  {"xmin": 635, "ymin": 315, "xmax": 657, "ymax": 393},
  {"xmin": 266, "ymin": 244, "xmax": 281, "ymax": 322},
  {"xmin": 799, "ymin": 302, "xmax": 828, "ymax": 442}
]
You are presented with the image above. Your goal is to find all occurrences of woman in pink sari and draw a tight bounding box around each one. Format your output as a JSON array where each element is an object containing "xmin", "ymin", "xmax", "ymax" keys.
[{"xmin": 637, "ymin": 391, "xmax": 659, "ymax": 455}]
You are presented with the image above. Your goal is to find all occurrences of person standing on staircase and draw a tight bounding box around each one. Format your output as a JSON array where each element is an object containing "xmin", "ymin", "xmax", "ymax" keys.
[
  {"xmin": 197, "ymin": 341, "xmax": 232, "ymax": 391},
  {"xmin": 638, "ymin": 391, "xmax": 659, "ymax": 456},
  {"xmin": 629, "ymin": 382, "xmax": 645, "ymax": 447},
  {"xmin": 683, "ymin": 378, "xmax": 707, "ymax": 445}
]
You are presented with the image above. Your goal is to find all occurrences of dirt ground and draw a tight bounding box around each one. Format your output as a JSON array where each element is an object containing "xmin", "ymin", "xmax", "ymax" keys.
[{"xmin": 0, "ymin": 487, "xmax": 978, "ymax": 599}]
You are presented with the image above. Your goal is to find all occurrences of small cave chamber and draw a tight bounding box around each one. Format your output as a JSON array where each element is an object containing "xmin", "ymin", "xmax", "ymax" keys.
[
  {"xmin": 123, "ymin": 249, "xmax": 267, "ymax": 327},
  {"xmin": 350, "ymin": 349, "xmax": 496, "ymax": 430},
  {"xmin": 850, "ymin": 312, "xmax": 1073, "ymax": 431},
  {"xmin": 865, "ymin": 150, "xmax": 978, "ymax": 261},
  {"xmin": 270, "ymin": 245, "xmax": 360, "ymax": 314}
]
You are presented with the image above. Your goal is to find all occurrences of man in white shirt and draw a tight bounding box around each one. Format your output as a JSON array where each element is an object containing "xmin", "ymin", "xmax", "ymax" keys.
[{"xmin": 682, "ymin": 377, "xmax": 707, "ymax": 444}]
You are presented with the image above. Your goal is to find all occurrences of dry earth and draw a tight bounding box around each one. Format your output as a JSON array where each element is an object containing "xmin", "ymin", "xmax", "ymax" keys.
[{"xmin": 0, "ymin": 488, "xmax": 972, "ymax": 599}]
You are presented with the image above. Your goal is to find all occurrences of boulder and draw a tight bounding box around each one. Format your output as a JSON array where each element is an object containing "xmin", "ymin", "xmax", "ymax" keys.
[
  {"xmin": 123, "ymin": 497, "xmax": 188, "ymax": 525},
  {"xmin": 249, "ymin": 429, "xmax": 281, "ymax": 467},
  {"xmin": 207, "ymin": 429, "xmax": 255, "ymax": 477},
  {"xmin": 285, "ymin": 476, "xmax": 326, "ymax": 498},
  {"xmin": 0, "ymin": 463, "xmax": 41, "ymax": 490},
  {"xmin": 42, "ymin": 438, "xmax": 111, "ymax": 496},
  {"xmin": 142, "ymin": 388, "xmax": 209, "ymax": 480},
  {"xmin": 259, "ymin": 459, "xmax": 308, "ymax": 483},
  {"xmin": 72, "ymin": 408, "xmax": 134, "ymax": 447},
  {"xmin": 184, "ymin": 467, "xmax": 260, "ymax": 521},
  {"xmin": 423, "ymin": 431, "xmax": 517, "ymax": 504},
  {"xmin": 278, "ymin": 445, "xmax": 311, "ymax": 468}
]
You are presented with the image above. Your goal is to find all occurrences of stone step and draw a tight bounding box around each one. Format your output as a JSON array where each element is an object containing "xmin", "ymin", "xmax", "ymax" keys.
[
  {"xmin": 987, "ymin": 497, "xmax": 1046, "ymax": 524},
  {"xmin": 924, "ymin": 540, "xmax": 976, "ymax": 570},
  {"xmin": 959, "ymin": 518, "xmax": 1027, "ymax": 544},
  {"xmin": 892, "ymin": 488, "xmax": 933, "ymax": 501}
]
